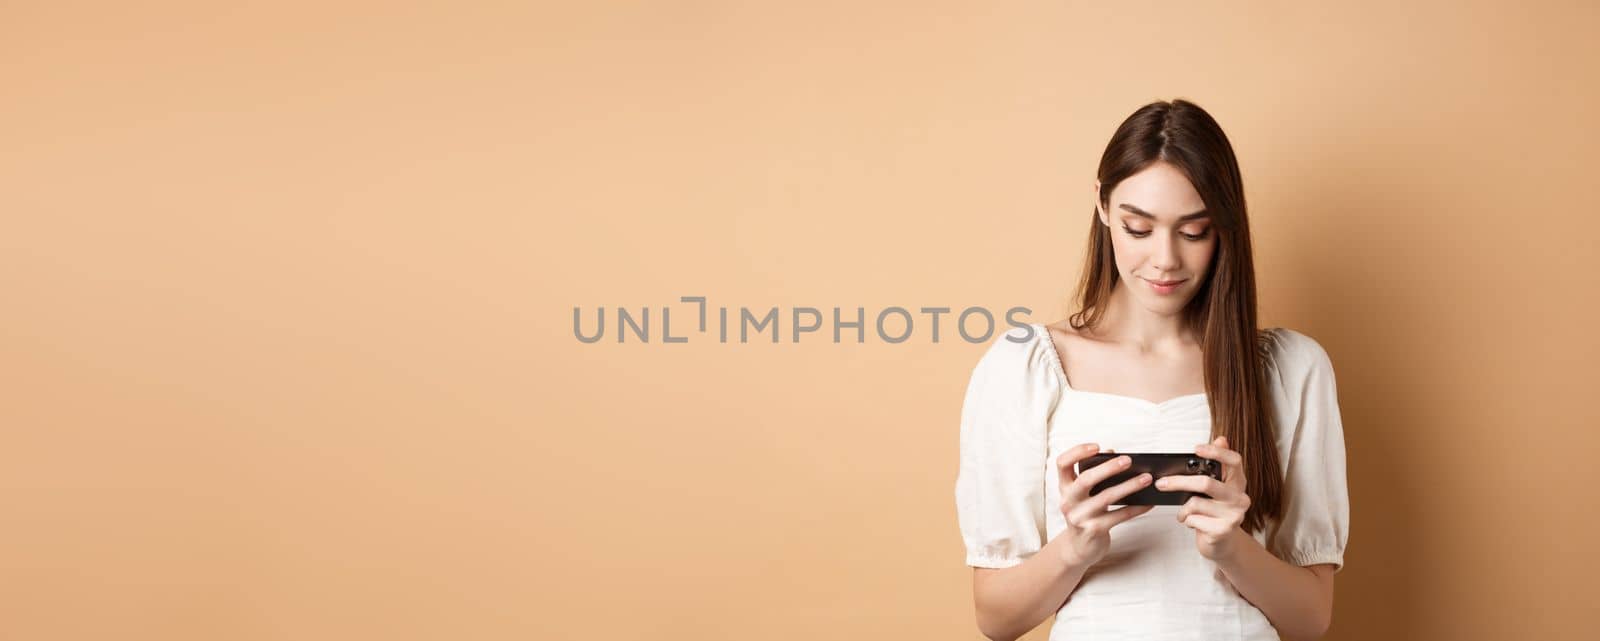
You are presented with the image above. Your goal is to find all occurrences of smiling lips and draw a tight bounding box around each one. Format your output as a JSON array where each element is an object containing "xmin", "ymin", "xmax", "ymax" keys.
[{"xmin": 1144, "ymin": 277, "xmax": 1186, "ymax": 294}]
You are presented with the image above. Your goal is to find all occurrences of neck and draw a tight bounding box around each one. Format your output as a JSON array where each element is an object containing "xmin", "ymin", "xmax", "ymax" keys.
[{"xmin": 1097, "ymin": 280, "xmax": 1197, "ymax": 355}]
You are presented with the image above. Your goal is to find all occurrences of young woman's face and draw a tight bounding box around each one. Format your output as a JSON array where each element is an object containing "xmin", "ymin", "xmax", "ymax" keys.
[{"xmin": 1095, "ymin": 161, "xmax": 1218, "ymax": 312}]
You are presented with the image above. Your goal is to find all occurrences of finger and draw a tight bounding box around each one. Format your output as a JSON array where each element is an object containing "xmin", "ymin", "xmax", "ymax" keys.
[
  {"xmin": 1154, "ymin": 474, "xmax": 1229, "ymax": 498},
  {"xmin": 1087, "ymin": 503, "xmax": 1153, "ymax": 530},
  {"xmin": 1176, "ymin": 496, "xmax": 1227, "ymax": 520},
  {"xmin": 1177, "ymin": 512, "xmax": 1231, "ymax": 535},
  {"xmin": 1197, "ymin": 440, "xmax": 1242, "ymax": 469},
  {"xmin": 1197, "ymin": 442, "xmax": 1243, "ymax": 485},
  {"xmin": 1069, "ymin": 454, "xmax": 1135, "ymax": 500},
  {"xmin": 1055, "ymin": 443, "xmax": 1101, "ymax": 487},
  {"xmin": 1074, "ymin": 472, "xmax": 1152, "ymax": 518}
]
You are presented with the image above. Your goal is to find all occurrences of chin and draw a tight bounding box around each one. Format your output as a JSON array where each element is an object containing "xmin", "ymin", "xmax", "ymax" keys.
[{"xmin": 1142, "ymin": 297, "xmax": 1190, "ymax": 312}]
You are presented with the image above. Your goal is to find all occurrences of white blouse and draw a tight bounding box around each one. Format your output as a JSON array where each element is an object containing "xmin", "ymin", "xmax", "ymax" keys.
[{"xmin": 954, "ymin": 323, "xmax": 1349, "ymax": 641}]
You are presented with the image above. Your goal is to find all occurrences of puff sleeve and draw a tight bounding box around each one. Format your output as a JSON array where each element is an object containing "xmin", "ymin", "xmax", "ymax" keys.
[
  {"xmin": 1266, "ymin": 330, "xmax": 1351, "ymax": 573},
  {"xmin": 954, "ymin": 327, "xmax": 1063, "ymax": 569}
]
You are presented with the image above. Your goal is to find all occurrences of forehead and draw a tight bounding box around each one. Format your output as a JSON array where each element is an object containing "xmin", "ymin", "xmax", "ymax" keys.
[{"xmin": 1108, "ymin": 162, "xmax": 1206, "ymax": 220}]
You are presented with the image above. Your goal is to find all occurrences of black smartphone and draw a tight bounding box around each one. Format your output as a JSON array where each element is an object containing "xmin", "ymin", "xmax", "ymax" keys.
[{"xmin": 1075, "ymin": 453, "xmax": 1223, "ymax": 506}]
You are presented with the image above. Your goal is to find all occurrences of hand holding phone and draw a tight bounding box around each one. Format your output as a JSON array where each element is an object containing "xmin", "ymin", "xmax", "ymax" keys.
[
  {"xmin": 1076, "ymin": 452, "xmax": 1223, "ymax": 506},
  {"xmin": 1053, "ymin": 444, "xmax": 1159, "ymax": 568}
]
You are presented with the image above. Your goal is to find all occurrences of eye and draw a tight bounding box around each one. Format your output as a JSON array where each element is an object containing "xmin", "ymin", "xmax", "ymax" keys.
[{"xmin": 1121, "ymin": 224, "xmax": 1211, "ymax": 241}]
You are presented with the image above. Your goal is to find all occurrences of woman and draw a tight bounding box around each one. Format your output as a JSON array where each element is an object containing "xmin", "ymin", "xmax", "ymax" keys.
[{"xmin": 954, "ymin": 99, "xmax": 1349, "ymax": 641}]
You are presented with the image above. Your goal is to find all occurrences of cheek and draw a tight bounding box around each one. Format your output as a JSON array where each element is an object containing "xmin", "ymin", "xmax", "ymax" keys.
[{"xmin": 1108, "ymin": 234, "xmax": 1140, "ymax": 269}]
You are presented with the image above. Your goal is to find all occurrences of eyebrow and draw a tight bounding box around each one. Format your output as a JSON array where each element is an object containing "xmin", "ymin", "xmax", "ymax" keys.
[{"xmin": 1118, "ymin": 203, "xmax": 1210, "ymax": 222}]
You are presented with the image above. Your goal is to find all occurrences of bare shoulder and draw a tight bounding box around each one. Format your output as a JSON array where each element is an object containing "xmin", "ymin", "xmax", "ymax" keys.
[
  {"xmin": 1041, "ymin": 320, "xmax": 1077, "ymax": 351},
  {"xmin": 1043, "ymin": 320, "xmax": 1084, "ymax": 342},
  {"xmin": 1043, "ymin": 320, "xmax": 1107, "ymax": 351},
  {"xmin": 1041, "ymin": 320, "xmax": 1092, "ymax": 366}
]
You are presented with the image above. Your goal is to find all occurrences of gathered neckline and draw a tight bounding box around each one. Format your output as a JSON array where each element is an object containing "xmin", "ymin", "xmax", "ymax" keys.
[{"xmin": 1032, "ymin": 322, "xmax": 1209, "ymax": 408}]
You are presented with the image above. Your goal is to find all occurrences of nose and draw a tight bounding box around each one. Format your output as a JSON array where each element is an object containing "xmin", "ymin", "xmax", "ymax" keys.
[{"xmin": 1150, "ymin": 234, "xmax": 1181, "ymax": 272}]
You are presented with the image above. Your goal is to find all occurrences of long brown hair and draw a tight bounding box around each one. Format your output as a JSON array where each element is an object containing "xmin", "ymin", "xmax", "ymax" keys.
[{"xmin": 1068, "ymin": 98, "xmax": 1282, "ymax": 532}]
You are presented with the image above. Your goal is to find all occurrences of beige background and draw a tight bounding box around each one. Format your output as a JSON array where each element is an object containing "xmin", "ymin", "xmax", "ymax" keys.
[{"xmin": 3, "ymin": 1, "xmax": 1598, "ymax": 639}]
